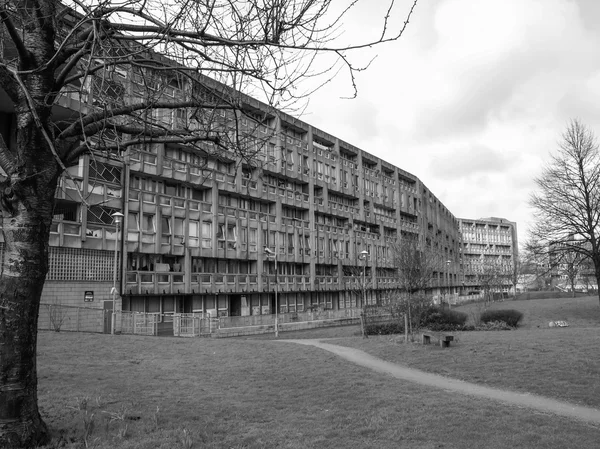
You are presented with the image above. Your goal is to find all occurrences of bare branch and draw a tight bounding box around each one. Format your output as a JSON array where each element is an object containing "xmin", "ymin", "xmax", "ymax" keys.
[
  {"xmin": 0, "ymin": 4, "xmax": 30, "ymax": 65},
  {"xmin": 529, "ymin": 119, "xmax": 600, "ymax": 303}
]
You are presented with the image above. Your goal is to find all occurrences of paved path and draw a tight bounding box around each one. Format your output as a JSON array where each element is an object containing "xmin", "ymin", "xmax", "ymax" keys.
[{"xmin": 281, "ymin": 339, "xmax": 600, "ymax": 425}]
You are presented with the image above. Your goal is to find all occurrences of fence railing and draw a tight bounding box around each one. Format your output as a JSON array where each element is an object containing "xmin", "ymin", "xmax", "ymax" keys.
[
  {"xmin": 173, "ymin": 314, "xmax": 218, "ymax": 337},
  {"xmin": 218, "ymin": 307, "xmax": 362, "ymax": 329},
  {"xmin": 39, "ymin": 303, "xmax": 106, "ymax": 333},
  {"xmin": 38, "ymin": 305, "xmax": 361, "ymax": 337},
  {"xmin": 115, "ymin": 311, "xmax": 160, "ymax": 336}
]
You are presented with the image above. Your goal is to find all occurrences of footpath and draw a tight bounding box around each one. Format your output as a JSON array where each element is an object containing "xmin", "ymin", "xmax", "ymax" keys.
[{"xmin": 281, "ymin": 339, "xmax": 600, "ymax": 425}]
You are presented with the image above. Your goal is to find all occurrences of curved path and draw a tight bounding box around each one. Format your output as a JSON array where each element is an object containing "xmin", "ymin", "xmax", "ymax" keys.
[{"xmin": 280, "ymin": 339, "xmax": 600, "ymax": 425}]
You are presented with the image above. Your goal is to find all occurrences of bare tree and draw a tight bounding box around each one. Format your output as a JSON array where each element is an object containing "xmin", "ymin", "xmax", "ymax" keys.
[
  {"xmin": 0, "ymin": 1, "xmax": 418, "ymax": 446},
  {"xmin": 521, "ymin": 241, "xmax": 553, "ymax": 291},
  {"xmin": 511, "ymin": 255, "xmax": 522, "ymax": 294},
  {"xmin": 343, "ymin": 263, "xmax": 374, "ymax": 337},
  {"xmin": 343, "ymin": 265, "xmax": 373, "ymax": 308},
  {"xmin": 389, "ymin": 238, "xmax": 444, "ymax": 336},
  {"xmin": 556, "ymin": 247, "xmax": 586, "ymax": 297},
  {"xmin": 528, "ymin": 238, "xmax": 591, "ymax": 296},
  {"xmin": 478, "ymin": 260, "xmax": 511, "ymax": 304},
  {"xmin": 529, "ymin": 119, "xmax": 600, "ymax": 306}
]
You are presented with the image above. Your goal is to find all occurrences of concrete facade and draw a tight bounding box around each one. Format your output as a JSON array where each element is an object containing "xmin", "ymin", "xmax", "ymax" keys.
[{"xmin": 458, "ymin": 217, "xmax": 518, "ymax": 295}]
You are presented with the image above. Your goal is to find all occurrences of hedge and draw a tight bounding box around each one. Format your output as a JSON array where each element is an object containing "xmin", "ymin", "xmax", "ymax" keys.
[
  {"xmin": 421, "ymin": 307, "xmax": 468, "ymax": 331},
  {"xmin": 479, "ymin": 309, "xmax": 523, "ymax": 328}
]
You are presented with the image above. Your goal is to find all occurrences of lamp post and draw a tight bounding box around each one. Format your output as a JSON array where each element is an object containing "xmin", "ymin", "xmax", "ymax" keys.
[
  {"xmin": 359, "ymin": 250, "xmax": 369, "ymax": 307},
  {"xmin": 111, "ymin": 212, "xmax": 124, "ymax": 335},
  {"xmin": 446, "ymin": 260, "xmax": 451, "ymax": 308},
  {"xmin": 264, "ymin": 247, "xmax": 278, "ymax": 337}
]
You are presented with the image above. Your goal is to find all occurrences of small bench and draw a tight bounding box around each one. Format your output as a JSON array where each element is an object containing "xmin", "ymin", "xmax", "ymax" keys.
[{"xmin": 421, "ymin": 331, "xmax": 454, "ymax": 348}]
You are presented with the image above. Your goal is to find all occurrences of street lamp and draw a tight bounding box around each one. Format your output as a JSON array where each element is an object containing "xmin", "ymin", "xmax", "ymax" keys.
[
  {"xmin": 264, "ymin": 246, "xmax": 278, "ymax": 337},
  {"xmin": 111, "ymin": 211, "xmax": 124, "ymax": 335},
  {"xmin": 359, "ymin": 250, "xmax": 369, "ymax": 307},
  {"xmin": 446, "ymin": 260, "xmax": 452, "ymax": 307}
]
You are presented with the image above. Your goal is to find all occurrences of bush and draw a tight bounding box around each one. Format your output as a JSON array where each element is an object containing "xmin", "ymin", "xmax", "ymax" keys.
[
  {"xmin": 421, "ymin": 307, "xmax": 468, "ymax": 331},
  {"xmin": 480, "ymin": 309, "xmax": 523, "ymax": 328},
  {"xmin": 365, "ymin": 321, "xmax": 404, "ymax": 336},
  {"xmin": 476, "ymin": 320, "xmax": 513, "ymax": 331}
]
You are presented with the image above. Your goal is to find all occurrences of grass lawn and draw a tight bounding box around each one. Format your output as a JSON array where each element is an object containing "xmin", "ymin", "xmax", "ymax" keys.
[
  {"xmin": 327, "ymin": 296, "xmax": 600, "ymax": 409},
  {"xmin": 457, "ymin": 294, "xmax": 600, "ymax": 329},
  {"xmin": 36, "ymin": 295, "xmax": 600, "ymax": 448}
]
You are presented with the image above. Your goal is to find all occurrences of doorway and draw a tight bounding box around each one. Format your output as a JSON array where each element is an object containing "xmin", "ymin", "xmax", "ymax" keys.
[{"xmin": 230, "ymin": 295, "xmax": 241, "ymax": 316}]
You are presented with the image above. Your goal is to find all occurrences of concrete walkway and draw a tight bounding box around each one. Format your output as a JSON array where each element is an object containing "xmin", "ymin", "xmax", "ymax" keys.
[{"xmin": 281, "ymin": 339, "xmax": 600, "ymax": 425}]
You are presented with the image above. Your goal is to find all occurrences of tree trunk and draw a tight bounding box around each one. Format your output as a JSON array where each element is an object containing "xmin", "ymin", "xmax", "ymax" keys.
[
  {"xmin": 407, "ymin": 296, "xmax": 413, "ymax": 337},
  {"xmin": 0, "ymin": 209, "xmax": 54, "ymax": 447},
  {"xmin": 0, "ymin": 95, "xmax": 59, "ymax": 446},
  {"xmin": 595, "ymin": 263, "xmax": 600, "ymax": 306}
]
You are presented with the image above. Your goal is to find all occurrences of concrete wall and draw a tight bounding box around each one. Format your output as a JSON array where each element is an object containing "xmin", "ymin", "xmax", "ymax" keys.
[{"xmin": 41, "ymin": 280, "xmax": 121, "ymax": 311}]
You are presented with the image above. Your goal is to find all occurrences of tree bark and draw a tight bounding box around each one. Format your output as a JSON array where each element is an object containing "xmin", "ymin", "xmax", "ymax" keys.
[
  {"xmin": 594, "ymin": 262, "xmax": 600, "ymax": 306},
  {"xmin": 0, "ymin": 271, "xmax": 50, "ymax": 448},
  {"xmin": 0, "ymin": 206, "xmax": 55, "ymax": 446},
  {"xmin": 0, "ymin": 98, "xmax": 58, "ymax": 447}
]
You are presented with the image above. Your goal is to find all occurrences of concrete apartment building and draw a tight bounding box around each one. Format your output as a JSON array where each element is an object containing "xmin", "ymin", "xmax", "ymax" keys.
[
  {"xmin": 458, "ymin": 217, "xmax": 519, "ymax": 296},
  {"xmin": 0, "ymin": 16, "xmax": 483, "ymax": 331}
]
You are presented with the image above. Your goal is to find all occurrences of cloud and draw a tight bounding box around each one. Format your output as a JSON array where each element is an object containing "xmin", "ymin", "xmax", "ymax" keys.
[
  {"xmin": 303, "ymin": 0, "xmax": 600, "ymax": 243},
  {"xmin": 428, "ymin": 145, "xmax": 515, "ymax": 180}
]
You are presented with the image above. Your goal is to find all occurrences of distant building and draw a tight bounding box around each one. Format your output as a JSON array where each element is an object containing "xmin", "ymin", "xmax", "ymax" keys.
[{"xmin": 458, "ymin": 217, "xmax": 518, "ymax": 295}]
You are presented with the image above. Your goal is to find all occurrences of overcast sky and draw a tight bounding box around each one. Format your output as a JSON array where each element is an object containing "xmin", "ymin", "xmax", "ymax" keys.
[{"xmin": 299, "ymin": 0, "xmax": 600, "ymax": 248}]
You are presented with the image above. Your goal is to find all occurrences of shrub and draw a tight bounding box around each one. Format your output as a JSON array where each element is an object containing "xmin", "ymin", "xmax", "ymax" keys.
[
  {"xmin": 364, "ymin": 321, "xmax": 404, "ymax": 336},
  {"xmin": 480, "ymin": 309, "xmax": 523, "ymax": 328},
  {"xmin": 389, "ymin": 293, "xmax": 433, "ymax": 333},
  {"xmin": 476, "ymin": 320, "xmax": 513, "ymax": 331},
  {"xmin": 421, "ymin": 307, "xmax": 468, "ymax": 331}
]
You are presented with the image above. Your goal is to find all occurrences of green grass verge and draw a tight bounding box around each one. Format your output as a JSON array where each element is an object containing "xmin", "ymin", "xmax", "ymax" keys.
[
  {"xmin": 36, "ymin": 296, "xmax": 600, "ymax": 448},
  {"xmin": 329, "ymin": 296, "xmax": 600, "ymax": 409}
]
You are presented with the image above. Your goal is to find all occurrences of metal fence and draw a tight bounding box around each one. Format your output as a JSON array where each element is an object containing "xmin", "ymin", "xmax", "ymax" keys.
[
  {"xmin": 38, "ymin": 303, "xmax": 106, "ymax": 333},
  {"xmin": 173, "ymin": 313, "xmax": 218, "ymax": 337},
  {"xmin": 115, "ymin": 311, "xmax": 160, "ymax": 336},
  {"xmin": 38, "ymin": 305, "xmax": 361, "ymax": 337},
  {"xmin": 218, "ymin": 308, "xmax": 361, "ymax": 329}
]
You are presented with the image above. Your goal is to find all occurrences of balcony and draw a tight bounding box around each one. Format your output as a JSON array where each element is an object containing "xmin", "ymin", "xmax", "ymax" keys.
[{"xmin": 125, "ymin": 271, "xmax": 185, "ymax": 295}]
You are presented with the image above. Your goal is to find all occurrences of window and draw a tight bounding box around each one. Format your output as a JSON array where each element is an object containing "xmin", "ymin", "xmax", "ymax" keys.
[
  {"xmin": 217, "ymin": 224, "xmax": 225, "ymax": 240},
  {"xmin": 202, "ymin": 221, "xmax": 212, "ymax": 248},
  {"xmin": 279, "ymin": 232, "xmax": 285, "ymax": 254},
  {"xmin": 174, "ymin": 218, "xmax": 184, "ymax": 236},
  {"xmin": 53, "ymin": 200, "xmax": 79, "ymax": 222},
  {"xmin": 268, "ymin": 143, "xmax": 276, "ymax": 162},
  {"xmin": 227, "ymin": 224, "xmax": 237, "ymax": 249},
  {"xmin": 89, "ymin": 161, "xmax": 121, "ymax": 184},
  {"xmin": 189, "ymin": 221, "xmax": 199, "ymax": 247},
  {"xmin": 161, "ymin": 217, "xmax": 171, "ymax": 245},
  {"xmin": 128, "ymin": 213, "xmax": 139, "ymax": 231},
  {"xmin": 192, "ymin": 189, "xmax": 207, "ymax": 201},
  {"xmin": 164, "ymin": 182, "xmax": 178, "ymax": 196},
  {"xmin": 162, "ymin": 217, "xmax": 171, "ymax": 234},
  {"xmin": 142, "ymin": 214, "xmax": 155, "ymax": 232},
  {"xmin": 87, "ymin": 206, "xmax": 119, "ymax": 225}
]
